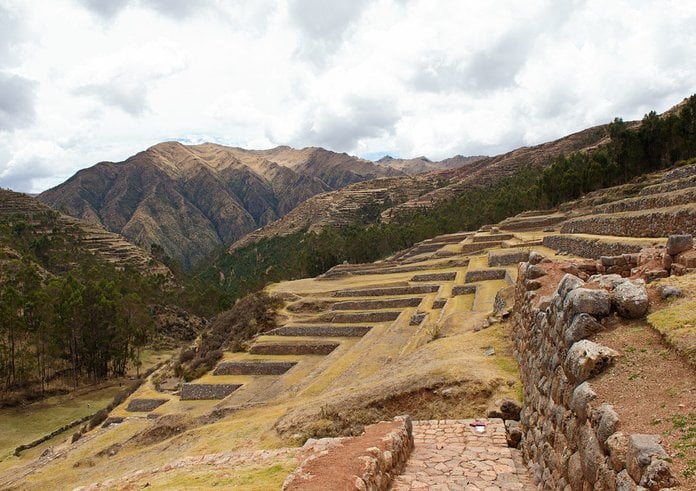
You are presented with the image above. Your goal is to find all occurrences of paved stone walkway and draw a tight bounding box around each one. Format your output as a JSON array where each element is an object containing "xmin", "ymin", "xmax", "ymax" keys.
[{"xmin": 391, "ymin": 419, "xmax": 534, "ymax": 490}]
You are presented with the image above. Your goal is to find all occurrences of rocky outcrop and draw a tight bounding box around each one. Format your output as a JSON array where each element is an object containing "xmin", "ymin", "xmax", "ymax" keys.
[{"xmin": 512, "ymin": 258, "xmax": 677, "ymax": 490}]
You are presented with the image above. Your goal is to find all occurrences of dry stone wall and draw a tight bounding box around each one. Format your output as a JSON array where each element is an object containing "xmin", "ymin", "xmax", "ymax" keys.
[
  {"xmin": 560, "ymin": 205, "xmax": 696, "ymax": 237},
  {"xmin": 511, "ymin": 259, "xmax": 677, "ymax": 490},
  {"xmin": 282, "ymin": 415, "xmax": 413, "ymax": 491},
  {"xmin": 542, "ymin": 235, "xmax": 645, "ymax": 259}
]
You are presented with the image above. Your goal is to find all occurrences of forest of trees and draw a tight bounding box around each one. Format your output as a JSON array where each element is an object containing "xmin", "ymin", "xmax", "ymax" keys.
[{"xmin": 0, "ymin": 210, "xmax": 163, "ymax": 397}]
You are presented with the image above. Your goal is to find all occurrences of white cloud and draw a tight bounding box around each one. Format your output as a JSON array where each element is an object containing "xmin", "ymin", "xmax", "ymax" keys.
[{"xmin": 1, "ymin": 0, "xmax": 696, "ymax": 192}]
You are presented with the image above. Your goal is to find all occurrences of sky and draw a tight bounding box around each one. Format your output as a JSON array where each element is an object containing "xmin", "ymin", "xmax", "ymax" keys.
[{"xmin": 1, "ymin": 0, "xmax": 696, "ymax": 193}]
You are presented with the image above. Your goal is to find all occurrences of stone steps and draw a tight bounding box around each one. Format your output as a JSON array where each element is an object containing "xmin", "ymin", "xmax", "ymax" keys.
[{"xmin": 391, "ymin": 419, "xmax": 534, "ymax": 490}]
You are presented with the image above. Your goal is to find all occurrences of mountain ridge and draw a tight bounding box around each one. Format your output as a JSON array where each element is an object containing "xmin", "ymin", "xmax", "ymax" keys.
[{"xmin": 38, "ymin": 142, "xmax": 418, "ymax": 269}]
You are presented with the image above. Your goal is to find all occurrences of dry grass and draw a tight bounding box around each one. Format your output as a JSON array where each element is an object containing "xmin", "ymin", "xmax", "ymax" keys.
[
  {"xmin": 648, "ymin": 273, "xmax": 696, "ymax": 367},
  {"xmin": 4, "ymin": 246, "xmax": 529, "ymax": 489}
]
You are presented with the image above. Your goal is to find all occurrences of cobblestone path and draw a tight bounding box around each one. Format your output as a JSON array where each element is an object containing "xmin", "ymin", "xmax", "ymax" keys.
[{"xmin": 391, "ymin": 419, "xmax": 534, "ymax": 490}]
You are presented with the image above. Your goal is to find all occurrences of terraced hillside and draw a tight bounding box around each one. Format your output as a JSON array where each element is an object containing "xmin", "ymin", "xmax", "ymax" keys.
[
  {"xmin": 3, "ymin": 158, "xmax": 696, "ymax": 489},
  {"xmin": 0, "ymin": 189, "xmax": 169, "ymax": 276},
  {"xmin": 0, "ymin": 228, "xmax": 548, "ymax": 489}
]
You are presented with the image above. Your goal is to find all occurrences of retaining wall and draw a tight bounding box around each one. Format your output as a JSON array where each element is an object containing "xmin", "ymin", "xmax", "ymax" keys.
[
  {"xmin": 542, "ymin": 235, "xmax": 645, "ymax": 259},
  {"xmin": 249, "ymin": 342, "xmax": 339, "ymax": 356},
  {"xmin": 179, "ymin": 383, "xmax": 241, "ymax": 400},
  {"xmin": 512, "ymin": 261, "xmax": 677, "ymax": 490},
  {"xmin": 560, "ymin": 205, "xmax": 696, "ymax": 237},
  {"xmin": 334, "ymin": 285, "xmax": 440, "ymax": 297},
  {"xmin": 283, "ymin": 415, "xmax": 413, "ymax": 491},
  {"xmin": 269, "ymin": 325, "xmax": 372, "ymax": 337},
  {"xmin": 213, "ymin": 361, "xmax": 296, "ymax": 375}
]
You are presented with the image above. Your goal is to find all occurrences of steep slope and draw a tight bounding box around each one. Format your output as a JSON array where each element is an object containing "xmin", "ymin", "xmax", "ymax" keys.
[
  {"xmin": 0, "ymin": 189, "xmax": 169, "ymax": 276},
  {"xmin": 38, "ymin": 142, "xmax": 405, "ymax": 269}
]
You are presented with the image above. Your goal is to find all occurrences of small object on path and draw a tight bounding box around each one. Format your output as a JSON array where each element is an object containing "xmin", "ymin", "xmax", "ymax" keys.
[
  {"xmin": 469, "ymin": 421, "xmax": 487, "ymax": 433},
  {"xmin": 484, "ymin": 346, "xmax": 495, "ymax": 356}
]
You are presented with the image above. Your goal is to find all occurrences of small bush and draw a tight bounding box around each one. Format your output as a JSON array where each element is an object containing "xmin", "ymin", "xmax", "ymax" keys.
[{"xmin": 88, "ymin": 409, "xmax": 108, "ymax": 430}]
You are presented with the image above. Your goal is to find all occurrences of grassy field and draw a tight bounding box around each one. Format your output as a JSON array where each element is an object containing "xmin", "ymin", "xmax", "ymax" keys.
[{"xmin": 0, "ymin": 384, "xmax": 122, "ymax": 462}]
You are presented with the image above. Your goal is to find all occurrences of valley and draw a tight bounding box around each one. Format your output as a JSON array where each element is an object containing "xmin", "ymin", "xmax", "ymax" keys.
[{"xmin": 1, "ymin": 97, "xmax": 695, "ymax": 490}]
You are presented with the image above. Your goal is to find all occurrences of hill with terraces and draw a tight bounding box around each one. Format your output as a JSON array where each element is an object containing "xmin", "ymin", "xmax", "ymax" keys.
[
  {"xmin": 0, "ymin": 189, "xmax": 169, "ymax": 276},
  {"xmin": 4, "ymin": 155, "xmax": 696, "ymax": 488},
  {"xmin": 229, "ymin": 123, "xmax": 611, "ymax": 252}
]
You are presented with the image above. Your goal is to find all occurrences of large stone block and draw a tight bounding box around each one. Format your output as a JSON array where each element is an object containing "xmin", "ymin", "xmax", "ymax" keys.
[
  {"xmin": 613, "ymin": 280, "xmax": 649, "ymax": 319},
  {"xmin": 626, "ymin": 434, "xmax": 668, "ymax": 484},
  {"xmin": 564, "ymin": 313, "xmax": 604, "ymax": 347},
  {"xmin": 564, "ymin": 288, "xmax": 611, "ymax": 318},
  {"xmin": 592, "ymin": 403, "xmax": 620, "ymax": 450},
  {"xmin": 578, "ymin": 424, "xmax": 603, "ymax": 484},
  {"xmin": 571, "ymin": 382, "xmax": 596, "ymax": 424},
  {"xmin": 565, "ymin": 340, "xmax": 618, "ymax": 383},
  {"xmin": 557, "ymin": 273, "xmax": 585, "ymax": 297},
  {"xmin": 666, "ymin": 234, "xmax": 693, "ymax": 255}
]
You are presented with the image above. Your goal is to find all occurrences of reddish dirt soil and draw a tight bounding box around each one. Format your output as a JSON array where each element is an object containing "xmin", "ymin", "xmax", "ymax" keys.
[
  {"xmin": 592, "ymin": 315, "xmax": 696, "ymax": 489},
  {"xmin": 285, "ymin": 420, "xmax": 401, "ymax": 490}
]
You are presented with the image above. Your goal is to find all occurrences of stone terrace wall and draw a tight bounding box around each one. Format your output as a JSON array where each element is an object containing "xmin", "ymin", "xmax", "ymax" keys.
[
  {"xmin": 542, "ymin": 235, "xmax": 645, "ymax": 259},
  {"xmin": 560, "ymin": 205, "xmax": 696, "ymax": 237},
  {"xmin": 512, "ymin": 259, "xmax": 677, "ymax": 490},
  {"xmin": 283, "ymin": 415, "xmax": 413, "ymax": 491}
]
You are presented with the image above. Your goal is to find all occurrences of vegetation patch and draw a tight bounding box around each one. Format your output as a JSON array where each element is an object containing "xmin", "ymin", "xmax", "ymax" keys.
[{"xmin": 648, "ymin": 299, "xmax": 696, "ymax": 367}]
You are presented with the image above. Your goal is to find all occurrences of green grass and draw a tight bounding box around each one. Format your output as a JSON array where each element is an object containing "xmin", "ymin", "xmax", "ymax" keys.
[
  {"xmin": 664, "ymin": 413, "xmax": 696, "ymax": 479},
  {"xmin": 647, "ymin": 299, "xmax": 696, "ymax": 367},
  {"xmin": 0, "ymin": 385, "xmax": 122, "ymax": 460}
]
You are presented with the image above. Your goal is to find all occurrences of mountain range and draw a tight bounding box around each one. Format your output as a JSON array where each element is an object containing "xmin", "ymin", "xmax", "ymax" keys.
[{"xmin": 38, "ymin": 143, "xmax": 411, "ymax": 268}]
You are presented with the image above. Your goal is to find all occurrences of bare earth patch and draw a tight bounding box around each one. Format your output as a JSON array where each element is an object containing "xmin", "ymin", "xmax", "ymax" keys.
[{"xmin": 592, "ymin": 316, "xmax": 696, "ymax": 488}]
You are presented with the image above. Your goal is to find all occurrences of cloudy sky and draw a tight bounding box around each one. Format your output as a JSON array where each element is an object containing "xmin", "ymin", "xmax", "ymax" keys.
[{"xmin": 1, "ymin": 0, "xmax": 695, "ymax": 193}]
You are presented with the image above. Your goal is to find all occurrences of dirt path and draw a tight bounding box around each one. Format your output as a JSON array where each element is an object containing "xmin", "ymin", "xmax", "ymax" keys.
[{"xmin": 391, "ymin": 419, "xmax": 534, "ymax": 490}]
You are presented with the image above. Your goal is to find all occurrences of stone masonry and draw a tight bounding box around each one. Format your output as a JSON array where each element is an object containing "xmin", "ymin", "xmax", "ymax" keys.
[
  {"xmin": 511, "ymin": 257, "xmax": 677, "ymax": 490},
  {"xmin": 391, "ymin": 419, "xmax": 533, "ymax": 490}
]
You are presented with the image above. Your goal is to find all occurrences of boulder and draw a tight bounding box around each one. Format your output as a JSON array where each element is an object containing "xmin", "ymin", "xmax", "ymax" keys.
[
  {"xmin": 615, "ymin": 469, "xmax": 637, "ymax": 491},
  {"xmin": 613, "ymin": 280, "xmax": 649, "ymax": 319},
  {"xmin": 500, "ymin": 399, "xmax": 522, "ymax": 420},
  {"xmin": 557, "ymin": 273, "xmax": 585, "ymax": 297},
  {"xmin": 606, "ymin": 432, "xmax": 628, "ymax": 472},
  {"xmin": 526, "ymin": 264, "xmax": 547, "ymax": 279},
  {"xmin": 657, "ymin": 285, "xmax": 684, "ymax": 299},
  {"xmin": 564, "ymin": 288, "xmax": 611, "ymax": 318},
  {"xmin": 592, "ymin": 404, "xmax": 620, "ymax": 450},
  {"xmin": 564, "ymin": 313, "xmax": 604, "ymax": 347},
  {"xmin": 565, "ymin": 340, "xmax": 618, "ymax": 383},
  {"xmin": 640, "ymin": 458, "xmax": 677, "ymax": 490},
  {"xmin": 570, "ymin": 381, "xmax": 596, "ymax": 423},
  {"xmin": 666, "ymin": 234, "xmax": 693, "ymax": 255},
  {"xmin": 588, "ymin": 274, "xmax": 626, "ymax": 289},
  {"xmin": 626, "ymin": 434, "xmax": 668, "ymax": 484},
  {"xmin": 529, "ymin": 251, "xmax": 545, "ymax": 265}
]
